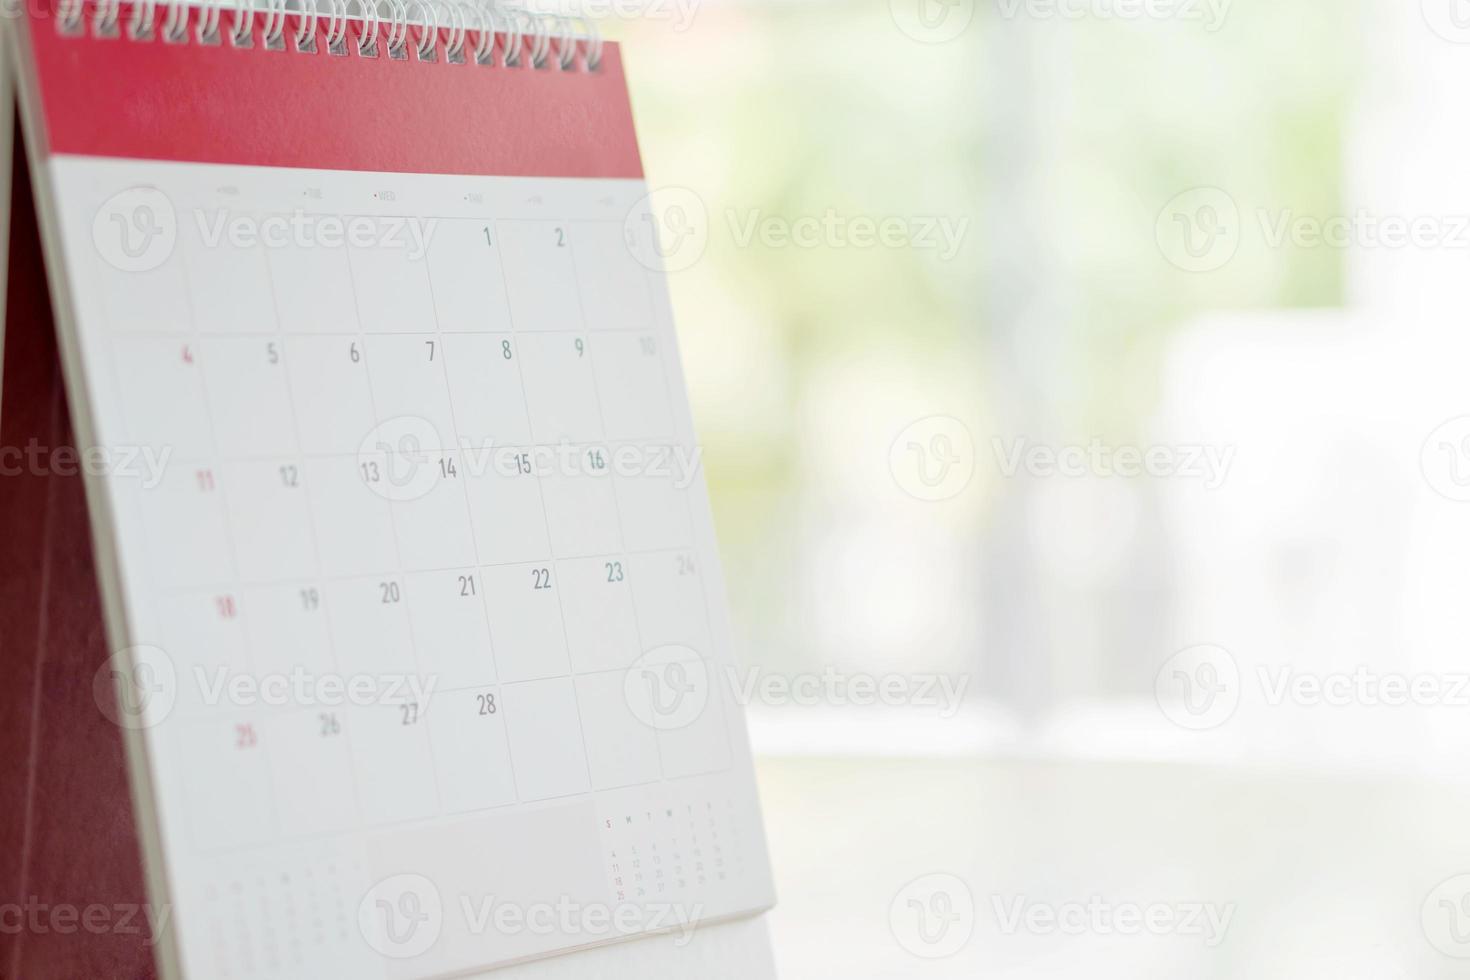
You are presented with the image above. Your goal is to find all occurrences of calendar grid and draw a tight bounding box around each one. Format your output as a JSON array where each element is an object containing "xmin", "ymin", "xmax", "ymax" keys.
[
  {"xmin": 86, "ymin": 189, "xmax": 748, "ymax": 869},
  {"xmin": 76, "ymin": 191, "xmax": 314, "ymax": 861},
  {"xmin": 255, "ymin": 234, "xmax": 370, "ymax": 832},
  {"xmin": 37, "ymin": 42, "xmax": 777, "ymax": 966},
  {"xmin": 487, "ymin": 219, "xmax": 599, "ymax": 802},
  {"xmin": 184, "ymin": 771, "xmax": 749, "ymax": 862},
  {"xmin": 138, "ymin": 439, "xmax": 696, "ymax": 474},
  {"xmin": 164, "ymin": 659, "xmax": 723, "ymax": 727},
  {"xmin": 147, "ymin": 546, "xmax": 698, "ymax": 597},
  {"xmin": 182, "ymin": 767, "xmax": 733, "ymax": 861},
  {"xmin": 338, "ymin": 231, "xmax": 446, "ymax": 819},
  {"xmin": 652, "ymin": 268, "xmax": 740, "ymax": 773},
  {"xmin": 83, "ymin": 190, "xmax": 193, "ymax": 659},
  {"xmin": 559, "ymin": 229, "xmax": 669, "ymax": 783},
  {"xmin": 173, "ymin": 227, "xmax": 290, "ymax": 846},
  {"xmin": 99, "ymin": 325, "xmax": 670, "ymax": 340},
  {"xmin": 417, "ymin": 245, "xmax": 524, "ymax": 808}
]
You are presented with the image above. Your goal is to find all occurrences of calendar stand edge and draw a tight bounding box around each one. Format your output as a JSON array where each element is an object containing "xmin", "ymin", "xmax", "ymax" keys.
[{"xmin": 0, "ymin": 99, "xmax": 159, "ymax": 980}]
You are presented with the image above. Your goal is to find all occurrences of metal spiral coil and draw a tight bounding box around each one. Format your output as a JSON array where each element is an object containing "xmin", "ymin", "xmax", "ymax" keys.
[{"xmin": 55, "ymin": 0, "xmax": 605, "ymax": 71}]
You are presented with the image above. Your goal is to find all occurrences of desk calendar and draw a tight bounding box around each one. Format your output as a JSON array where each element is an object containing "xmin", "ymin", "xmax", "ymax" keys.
[{"xmin": 0, "ymin": 3, "xmax": 775, "ymax": 977}]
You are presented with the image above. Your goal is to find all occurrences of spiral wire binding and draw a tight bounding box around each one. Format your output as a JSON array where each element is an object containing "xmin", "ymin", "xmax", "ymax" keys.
[
  {"xmin": 388, "ymin": 0, "xmax": 413, "ymax": 56},
  {"xmin": 194, "ymin": 0, "xmax": 219, "ymax": 41},
  {"xmin": 323, "ymin": 0, "xmax": 349, "ymax": 51},
  {"xmin": 406, "ymin": 0, "xmax": 433, "ymax": 59},
  {"xmin": 351, "ymin": 0, "xmax": 379, "ymax": 54},
  {"xmin": 230, "ymin": 0, "xmax": 256, "ymax": 45},
  {"xmin": 288, "ymin": 0, "xmax": 316, "ymax": 50},
  {"xmin": 261, "ymin": 0, "xmax": 288, "ymax": 47},
  {"xmin": 55, "ymin": 0, "xmax": 604, "ymax": 70},
  {"xmin": 440, "ymin": 1, "xmax": 467, "ymax": 62},
  {"xmin": 58, "ymin": 0, "xmax": 81, "ymax": 32},
  {"xmin": 161, "ymin": 0, "xmax": 189, "ymax": 40},
  {"xmin": 126, "ymin": 0, "xmax": 153, "ymax": 38},
  {"xmin": 93, "ymin": 0, "xmax": 119, "ymax": 35}
]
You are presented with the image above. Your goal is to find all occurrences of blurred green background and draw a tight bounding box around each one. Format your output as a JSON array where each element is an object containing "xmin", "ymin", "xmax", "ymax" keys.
[
  {"xmin": 609, "ymin": 0, "xmax": 1355, "ymax": 685},
  {"xmin": 599, "ymin": 3, "xmax": 1470, "ymax": 977}
]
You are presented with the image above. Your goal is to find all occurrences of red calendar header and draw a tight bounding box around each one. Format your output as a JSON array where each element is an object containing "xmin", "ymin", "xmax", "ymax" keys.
[{"xmin": 21, "ymin": 4, "xmax": 646, "ymax": 180}]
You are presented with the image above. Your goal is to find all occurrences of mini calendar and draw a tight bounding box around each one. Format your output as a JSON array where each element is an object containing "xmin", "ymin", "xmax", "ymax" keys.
[{"xmin": 0, "ymin": 4, "xmax": 774, "ymax": 977}]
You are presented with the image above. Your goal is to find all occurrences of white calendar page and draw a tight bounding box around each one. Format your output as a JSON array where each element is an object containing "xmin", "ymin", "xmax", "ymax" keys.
[{"xmin": 38, "ymin": 152, "xmax": 775, "ymax": 979}]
